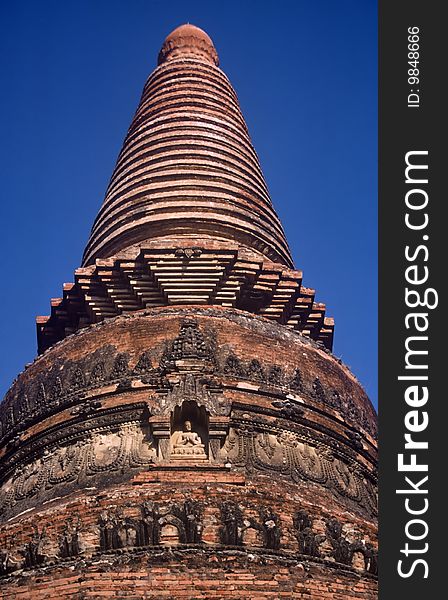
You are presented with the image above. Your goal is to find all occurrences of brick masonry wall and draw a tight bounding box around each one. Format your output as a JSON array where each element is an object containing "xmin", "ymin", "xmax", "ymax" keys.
[{"xmin": 0, "ymin": 307, "xmax": 377, "ymax": 597}]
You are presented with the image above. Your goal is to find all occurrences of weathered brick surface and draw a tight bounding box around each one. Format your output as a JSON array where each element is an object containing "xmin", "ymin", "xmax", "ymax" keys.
[
  {"xmin": 0, "ymin": 307, "xmax": 377, "ymax": 597},
  {"xmin": 0, "ymin": 559, "xmax": 377, "ymax": 599},
  {"xmin": 0, "ymin": 24, "xmax": 377, "ymax": 599}
]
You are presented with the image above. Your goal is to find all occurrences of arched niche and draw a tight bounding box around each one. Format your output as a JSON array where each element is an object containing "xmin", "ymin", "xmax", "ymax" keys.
[{"xmin": 169, "ymin": 401, "xmax": 209, "ymax": 459}]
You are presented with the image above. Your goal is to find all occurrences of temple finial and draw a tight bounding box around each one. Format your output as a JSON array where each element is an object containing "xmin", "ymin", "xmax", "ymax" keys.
[{"xmin": 158, "ymin": 23, "xmax": 219, "ymax": 66}]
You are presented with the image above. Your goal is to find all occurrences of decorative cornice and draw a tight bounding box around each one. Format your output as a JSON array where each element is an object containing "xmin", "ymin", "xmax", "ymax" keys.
[{"xmin": 36, "ymin": 247, "xmax": 333, "ymax": 354}]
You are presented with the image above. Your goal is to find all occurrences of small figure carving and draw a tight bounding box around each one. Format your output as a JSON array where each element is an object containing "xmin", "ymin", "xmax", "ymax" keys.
[
  {"xmin": 59, "ymin": 518, "xmax": 81, "ymax": 558},
  {"xmin": 48, "ymin": 377, "xmax": 63, "ymax": 406},
  {"xmin": 110, "ymin": 353, "xmax": 130, "ymax": 380},
  {"xmin": 89, "ymin": 361, "xmax": 106, "ymax": 386},
  {"xmin": 247, "ymin": 359, "xmax": 265, "ymax": 382},
  {"xmin": 351, "ymin": 539, "xmax": 378, "ymax": 575},
  {"xmin": 364, "ymin": 543, "xmax": 378, "ymax": 575},
  {"xmin": 68, "ymin": 367, "xmax": 86, "ymax": 393},
  {"xmin": 267, "ymin": 366, "xmax": 283, "ymax": 387},
  {"xmin": 171, "ymin": 421, "xmax": 207, "ymax": 458},
  {"xmin": 99, "ymin": 511, "xmax": 120, "ymax": 551},
  {"xmin": 219, "ymin": 501, "xmax": 244, "ymax": 546},
  {"xmin": 294, "ymin": 510, "xmax": 326, "ymax": 557},
  {"xmin": 133, "ymin": 352, "xmax": 153, "ymax": 375},
  {"xmin": 326, "ymin": 518, "xmax": 354, "ymax": 565},
  {"xmin": 224, "ymin": 354, "xmax": 246, "ymax": 378},
  {"xmin": 139, "ymin": 501, "xmax": 160, "ymax": 546},
  {"xmin": 312, "ymin": 378, "xmax": 326, "ymax": 403},
  {"xmin": 117, "ymin": 517, "xmax": 138, "ymax": 548},
  {"xmin": 179, "ymin": 499, "xmax": 203, "ymax": 543},
  {"xmin": 260, "ymin": 508, "xmax": 281, "ymax": 550},
  {"xmin": 289, "ymin": 368, "xmax": 304, "ymax": 392},
  {"xmin": 329, "ymin": 390, "xmax": 342, "ymax": 410},
  {"xmin": 0, "ymin": 549, "xmax": 18, "ymax": 575},
  {"xmin": 20, "ymin": 529, "xmax": 49, "ymax": 568}
]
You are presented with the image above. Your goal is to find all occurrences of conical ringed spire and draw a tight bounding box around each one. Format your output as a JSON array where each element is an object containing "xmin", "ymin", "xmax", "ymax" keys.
[
  {"xmin": 82, "ymin": 24, "xmax": 293, "ymax": 268},
  {"xmin": 36, "ymin": 24, "xmax": 335, "ymax": 354}
]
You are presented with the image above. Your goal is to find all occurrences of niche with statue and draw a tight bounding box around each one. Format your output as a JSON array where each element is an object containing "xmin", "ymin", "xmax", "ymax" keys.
[{"xmin": 169, "ymin": 401, "xmax": 209, "ymax": 461}]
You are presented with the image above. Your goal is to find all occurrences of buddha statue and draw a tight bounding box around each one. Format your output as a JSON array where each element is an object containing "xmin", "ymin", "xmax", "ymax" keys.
[{"xmin": 171, "ymin": 421, "xmax": 207, "ymax": 458}]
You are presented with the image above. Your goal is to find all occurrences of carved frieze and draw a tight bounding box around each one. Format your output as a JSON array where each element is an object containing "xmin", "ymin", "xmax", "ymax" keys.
[
  {"xmin": 0, "ymin": 421, "xmax": 155, "ymax": 521},
  {"xmin": 221, "ymin": 425, "xmax": 377, "ymax": 517},
  {"xmin": 0, "ymin": 498, "xmax": 376, "ymax": 578},
  {"xmin": 0, "ymin": 320, "xmax": 377, "ymax": 447}
]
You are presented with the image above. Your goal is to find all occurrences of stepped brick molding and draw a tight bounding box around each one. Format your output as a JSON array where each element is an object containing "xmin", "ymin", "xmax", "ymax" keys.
[{"xmin": 37, "ymin": 246, "xmax": 334, "ymax": 354}]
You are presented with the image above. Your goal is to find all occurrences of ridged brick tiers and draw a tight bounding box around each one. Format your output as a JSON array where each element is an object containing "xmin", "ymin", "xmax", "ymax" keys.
[{"xmin": 82, "ymin": 24, "xmax": 293, "ymax": 268}]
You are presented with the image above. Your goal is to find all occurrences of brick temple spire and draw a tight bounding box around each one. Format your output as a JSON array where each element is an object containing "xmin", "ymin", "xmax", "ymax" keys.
[
  {"xmin": 35, "ymin": 24, "xmax": 335, "ymax": 354},
  {"xmin": 1, "ymin": 23, "xmax": 377, "ymax": 598},
  {"xmin": 82, "ymin": 24, "xmax": 293, "ymax": 268}
]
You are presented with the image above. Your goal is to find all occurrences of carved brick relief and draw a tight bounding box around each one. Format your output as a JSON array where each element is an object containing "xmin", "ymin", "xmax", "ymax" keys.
[{"xmin": 0, "ymin": 500, "xmax": 377, "ymax": 578}]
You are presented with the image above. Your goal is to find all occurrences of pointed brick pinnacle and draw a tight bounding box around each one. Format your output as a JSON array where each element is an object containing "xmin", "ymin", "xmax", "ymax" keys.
[{"xmin": 82, "ymin": 24, "xmax": 293, "ymax": 268}]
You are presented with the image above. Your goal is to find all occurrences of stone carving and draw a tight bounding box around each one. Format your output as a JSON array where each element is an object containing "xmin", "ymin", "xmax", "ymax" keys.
[
  {"xmin": 89, "ymin": 361, "xmax": 106, "ymax": 386},
  {"xmin": 0, "ymin": 501, "xmax": 376, "ymax": 576},
  {"xmin": 247, "ymin": 359, "xmax": 265, "ymax": 382},
  {"xmin": 99, "ymin": 511, "xmax": 121, "ymax": 551},
  {"xmin": 259, "ymin": 508, "xmax": 281, "ymax": 550},
  {"xmin": 363, "ymin": 543, "xmax": 378, "ymax": 576},
  {"xmin": 169, "ymin": 500, "xmax": 203, "ymax": 543},
  {"xmin": 0, "ymin": 334, "xmax": 377, "ymax": 446},
  {"xmin": 329, "ymin": 390, "xmax": 342, "ymax": 411},
  {"xmin": 224, "ymin": 354, "xmax": 246, "ymax": 378},
  {"xmin": 181, "ymin": 499, "xmax": 203, "ymax": 543},
  {"xmin": 312, "ymin": 378, "xmax": 326, "ymax": 403},
  {"xmin": 20, "ymin": 529, "xmax": 51, "ymax": 568},
  {"xmin": 326, "ymin": 518, "xmax": 354, "ymax": 565},
  {"xmin": 174, "ymin": 247, "xmax": 203, "ymax": 259},
  {"xmin": 48, "ymin": 377, "xmax": 63, "ymax": 406},
  {"xmin": 346, "ymin": 430, "xmax": 364, "ymax": 451},
  {"xmin": 59, "ymin": 518, "xmax": 81, "ymax": 558},
  {"xmin": 272, "ymin": 399, "xmax": 304, "ymax": 420},
  {"xmin": 70, "ymin": 399, "xmax": 102, "ymax": 417},
  {"xmin": 133, "ymin": 352, "xmax": 153, "ymax": 375},
  {"xmin": 68, "ymin": 367, "xmax": 86, "ymax": 394},
  {"xmin": 221, "ymin": 426, "xmax": 378, "ymax": 517},
  {"xmin": 154, "ymin": 372, "xmax": 225, "ymax": 418},
  {"xmin": 156, "ymin": 500, "xmax": 203, "ymax": 545},
  {"xmin": 171, "ymin": 421, "xmax": 207, "ymax": 459},
  {"xmin": 289, "ymin": 369, "xmax": 304, "ymax": 392},
  {"xmin": 161, "ymin": 319, "xmax": 213, "ymax": 366},
  {"xmin": 0, "ymin": 421, "xmax": 155, "ymax": 521},
  {"xmin": 293, "ymin": 510, "xmax": 326, "ymax": 557},
  {"xmin": 99, "ymin": 500, "xmax": 169, "ymax": 551},
  {"xmin": 219, "ymin": 501, "xmax": 244, "ymax": 546},
  {"xmin": 267, "ymin": 366, "xmax": 283, "ymax": 387},
  {"xmin": 99, "ymin": 511, "xmax": 140, "ymax": 550},
  {"xmin": 139, "ymin": 501, "xmax": 160, "ymax": 546},
  {"xmin": 0, "ymin": 549, "xmax": 18, "ymax": 575},
  {"xmin": 110, "ymin": 353, "xmax": 130, "ymax": 381}
]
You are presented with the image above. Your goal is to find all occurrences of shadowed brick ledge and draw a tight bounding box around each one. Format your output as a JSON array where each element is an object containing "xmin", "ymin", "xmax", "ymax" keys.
[{"xmin": 36, "ymin": 246, "xmax": 334, "ymax": 354}]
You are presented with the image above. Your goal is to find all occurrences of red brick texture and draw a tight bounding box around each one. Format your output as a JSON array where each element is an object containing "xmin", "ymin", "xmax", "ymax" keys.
[
  {"xmin": 0, "ymin": 24, "xmax": 377, "ymax": 599},
  {"xmin": 1, "ymin": 307, "xmax": 377, "ymax": 597}
]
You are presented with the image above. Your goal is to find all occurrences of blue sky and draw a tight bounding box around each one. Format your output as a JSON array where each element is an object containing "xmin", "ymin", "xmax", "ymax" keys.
[{"xmin": 0, "ymin": 0, "xmax": 377, "ymax": 407}]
